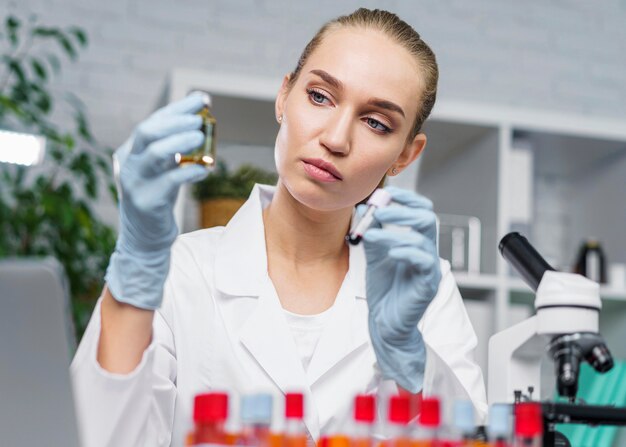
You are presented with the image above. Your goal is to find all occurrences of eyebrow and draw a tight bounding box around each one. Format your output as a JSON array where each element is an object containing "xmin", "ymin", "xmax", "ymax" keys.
[
  {"xmin": 309, "ymin": 69, "xmax": 406, "ymax": 119},
  {"xmin": 367, "ymin": 98, "xmax": 405, "ymax": 119}
]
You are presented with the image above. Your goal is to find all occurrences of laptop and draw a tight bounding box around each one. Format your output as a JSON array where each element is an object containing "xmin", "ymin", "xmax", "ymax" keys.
[{"xmin": 0, "ymin": 257, "xmax": 81, "ymax": 446}]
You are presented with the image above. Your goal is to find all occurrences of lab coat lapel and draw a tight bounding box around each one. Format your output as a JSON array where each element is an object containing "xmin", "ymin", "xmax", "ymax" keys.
[
  {"xmin": 214, "ymin": 184, "xmax": 272, "ymax": 297},
  {"xmin": 306, "ymin": 243, "xmax": 370, "ymax": 386},
  {"xmin": 239, "ymin": 278, "xmax": 320, "ymax": 438}
]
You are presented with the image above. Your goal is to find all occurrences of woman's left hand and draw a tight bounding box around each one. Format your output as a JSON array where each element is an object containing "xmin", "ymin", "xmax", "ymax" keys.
[{"xmin": 362, "ymin": 186, "xmax": 441, "ymax": 393}]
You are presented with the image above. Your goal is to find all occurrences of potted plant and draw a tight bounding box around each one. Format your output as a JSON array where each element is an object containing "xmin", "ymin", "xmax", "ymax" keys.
[
  {"xmin": 193, "ymin": 159, "xmax": 277, "ymax": 228},
  {"xmin": 0, "ymin": 14, "xmax": 116, "ymax": 338}
]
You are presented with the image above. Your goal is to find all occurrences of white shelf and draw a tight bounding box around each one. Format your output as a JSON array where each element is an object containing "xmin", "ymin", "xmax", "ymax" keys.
[
  {"xmin": 506, "ymin": 277, "xmax": 533, "ymax": 294},
  {"xmin": 453, "ymin": 272, "xmax": 500, "ymax": 291},
  {"xmin": 599, "ymin": 286, "xmax": 626, "ymax": 301}
]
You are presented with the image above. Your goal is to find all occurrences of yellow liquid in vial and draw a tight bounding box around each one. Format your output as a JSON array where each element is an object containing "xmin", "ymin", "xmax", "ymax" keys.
[{"xmin": 177, "ymin": 106, "xmax": 216, "ymax": 166}]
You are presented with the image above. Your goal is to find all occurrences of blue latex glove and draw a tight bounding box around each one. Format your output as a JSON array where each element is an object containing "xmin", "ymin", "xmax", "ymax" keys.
[
  {"xmin": 105, "ymin": 93, "xmax": 209, "ymax": 310},
  {"xmin": 362, "ymin": 186, "xmax": 442, "ymax": 392}
]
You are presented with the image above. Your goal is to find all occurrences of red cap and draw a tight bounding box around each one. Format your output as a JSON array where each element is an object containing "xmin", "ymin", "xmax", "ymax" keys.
[
  {"xmin": 285, "ymin": 392, "xmax": 304, "ymax": 419},
  {"xmin": 388, "ymin": 395, "xmax": 410, "ymax": 424},
  {"xmin": 419, "ymin": 397, "xmax": 440, "ymax": 427},
  {"xmin": 194, "ymin": 392, "xmax": 228, "ymax": 423},
  {"xmin": 354, "ymin": 394, "xmax": 376, "ymax": 423},
  {"xmin": 514, "ymin": 402, "xmax": 543, "ymax": 437}
]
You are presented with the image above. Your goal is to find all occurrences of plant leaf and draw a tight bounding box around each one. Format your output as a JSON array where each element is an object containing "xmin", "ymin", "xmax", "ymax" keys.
[
  {"xmin": 5, "ymin": 16, "xmax": 21, "ymax": 47},
  {"xmin": 57, "ymin": 33, "xmax": 77, "ymax": 60},
  {"xmin": 6, "ymin": 57, "xmax": 27, "ymax": 84},
  {"xmin": 32, "ymin": 26, "xmax": 58, "ymax": 38},
  {"xmin": 68, "ymin": 27, "xmax": 88, "ymax": 47},
  {"xmin": 30, "ymin": 57, "xmax": 48, "ymax": 81},
  {"xmin": 75, "ymin": 111, "xmax": 94, "ymax": 142}
]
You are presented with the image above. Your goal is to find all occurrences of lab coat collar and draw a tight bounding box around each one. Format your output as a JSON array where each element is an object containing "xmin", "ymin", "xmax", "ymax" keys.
[
  {"xmin": 214, "ymin": 184, "xmax": 272, "ymax": 296},
  {"xmin": 214, "ymin": 184, "xmax": 367, "ymax": 299},
  {"xmin": 238, "ymin": 271, "xmax": 369, "ymax": 440}
]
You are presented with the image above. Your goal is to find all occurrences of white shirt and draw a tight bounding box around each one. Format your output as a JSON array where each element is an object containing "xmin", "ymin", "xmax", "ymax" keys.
[
  {"xmin": 283, "ymin": 305, "xmax": 335, "ymax": 373},
  {"xmin": 70, "ymin": 184, "xmax": 487, "ymax": 447}
]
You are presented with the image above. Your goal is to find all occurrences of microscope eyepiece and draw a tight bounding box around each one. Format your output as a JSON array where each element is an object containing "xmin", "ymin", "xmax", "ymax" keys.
[{"xmin": 499, "ymin": 232, "xmax": 555, "ymax": 291}]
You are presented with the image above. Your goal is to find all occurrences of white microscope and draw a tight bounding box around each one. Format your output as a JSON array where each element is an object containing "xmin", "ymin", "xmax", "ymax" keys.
[{"xmin": 488, "ymin": 232, "xmax": 614, "ymax": 406}]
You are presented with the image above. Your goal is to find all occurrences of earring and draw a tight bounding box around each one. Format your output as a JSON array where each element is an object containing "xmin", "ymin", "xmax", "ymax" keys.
[
  {"xmin": 391, "ymin": 167, "xmax": 398, "ymax": 175},
  {"xmin": 278, "ymin": 115, "xmax": 283, "ymax": 123}
]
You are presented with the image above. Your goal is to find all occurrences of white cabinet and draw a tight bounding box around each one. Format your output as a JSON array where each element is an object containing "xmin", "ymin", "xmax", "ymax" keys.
[{"xmin": 166, "ymin": 68, "xmax": 626, "ymax": 378}]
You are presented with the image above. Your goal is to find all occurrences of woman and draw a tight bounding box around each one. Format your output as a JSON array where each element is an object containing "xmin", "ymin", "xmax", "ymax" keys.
[{"xmin": 71, "ymin": 8, "xmax": 487, "ymax": 447}]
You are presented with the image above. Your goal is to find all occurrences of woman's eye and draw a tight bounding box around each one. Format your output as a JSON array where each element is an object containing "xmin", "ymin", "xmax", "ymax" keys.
[
  {"xmin": 366, "ymin": 117, "xmax": 391, "ymax": 133},
  {"xmin": 307, "ymin": 89, "xmax": 329, "ymax": 105}
]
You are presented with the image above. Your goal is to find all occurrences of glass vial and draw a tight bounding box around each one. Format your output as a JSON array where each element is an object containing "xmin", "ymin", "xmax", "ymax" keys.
[
  {"xmin": 187, "ymin": 392, "xmax": 229, "ymax": 446},
  {"xmin": 284, "ymin": 392, "xmax": 308, "ymax": 447},
  {"xmin": 351, "ymin": 394, "xmax": 376, "ymax": 447},
  {"xmin": 176, "ymin": 92, "xmax": 216, "ymax": 167},
  {"xmin": 574, "ymin": 239, "xmax": 607, "ymax": 284},
  {"xmin": 513, "ymin": 402, "xmax": 542, "ymax": 447}
]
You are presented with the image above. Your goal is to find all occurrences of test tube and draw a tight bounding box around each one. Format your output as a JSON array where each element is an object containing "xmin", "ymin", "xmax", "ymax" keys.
[{"xmin": 346, "ymin": 188, "xmax": 392, "ymax": 245}]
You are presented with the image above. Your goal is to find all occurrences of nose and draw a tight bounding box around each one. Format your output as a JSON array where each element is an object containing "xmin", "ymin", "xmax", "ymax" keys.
[{"xmin": 318, "ymin": 108, "xmax": 352, "ymax": 156}]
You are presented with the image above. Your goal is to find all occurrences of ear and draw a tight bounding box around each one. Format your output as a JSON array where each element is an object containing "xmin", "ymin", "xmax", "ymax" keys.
[
  {"xmin": 275, "ymin": 73, "xmax": 292, "ymax": 122},
  {"xmin": 388, "ymin": 133, "xmax": 427, "ymax": 175}
]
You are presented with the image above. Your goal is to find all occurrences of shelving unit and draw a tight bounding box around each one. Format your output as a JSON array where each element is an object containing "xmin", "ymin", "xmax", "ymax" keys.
[{"xmin": 165, "ymin": 68, "xmax": 626, "ymax": 379}]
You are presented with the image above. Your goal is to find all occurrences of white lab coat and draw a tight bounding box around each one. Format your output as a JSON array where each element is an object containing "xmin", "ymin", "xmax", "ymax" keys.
[{"xmin": 71, "ymin": 184, "xmax": 487, "ymax": 447}]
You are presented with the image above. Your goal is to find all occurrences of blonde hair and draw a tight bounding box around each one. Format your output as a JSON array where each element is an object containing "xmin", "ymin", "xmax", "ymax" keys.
[{"xmin": 287, "ymin": 8, "xmax": 439, "ymax": 140}]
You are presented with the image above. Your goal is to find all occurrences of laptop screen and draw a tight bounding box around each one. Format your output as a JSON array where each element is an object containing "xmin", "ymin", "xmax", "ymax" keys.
[{"xmin": 0, "ymin": 257, "xmax": 81, "ymax": 446}]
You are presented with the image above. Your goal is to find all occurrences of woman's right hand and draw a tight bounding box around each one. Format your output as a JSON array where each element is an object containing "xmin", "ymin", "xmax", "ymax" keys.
[{"xmin": 105, "ymin": 93, "xmax": 209, "ymax": 310}]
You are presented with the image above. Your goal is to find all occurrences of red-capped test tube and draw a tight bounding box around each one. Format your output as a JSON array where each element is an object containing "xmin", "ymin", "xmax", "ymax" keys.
[
  {"xmin": 285, "ymin": 392, "xmax": 308, "ymax": 447},
  {"xmin": 513, "ymin": 403, "xmax": 542, "ymax": 447},
  {"xmin": 352, "ymin": 394, "xmax": 376, "ymax": 447},
  {"xmin": 413, "ymin": 397, "xmax": 441, "ymax": 446},
  {"xmin": 386, "ymin": 395, "xmax": 412, "ymax": 447},
  {"xmin": 346, "ymin": 189, "xmax": 392, "ymax": 245},
  {"xmin": 190, "ymin": 392, "xmax": 229, "ymax": 445}
]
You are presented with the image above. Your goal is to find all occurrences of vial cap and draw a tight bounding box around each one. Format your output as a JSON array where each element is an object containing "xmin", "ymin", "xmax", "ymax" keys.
[
  {"xmin": 285, "ymin": 392, "xmax": 304, "ymax": 419},
  {"xmin": 388, "ymin": 395, "xmax": 410, "ymax": 424},
  {"xmin": 514, "ymin": 402, "xmax": 543, "ymax": 437},
  {"xmin": 193, "ymin": 392, "xmax": 228, "ymax": 423},
  {"xmin": 453, "ymin": 400, "xmax": 475, "ymax": 433},
  {"xmin": 488, "ymin": 404, "xmax": 511, "ymax": 437},
  {"xmin": 354, "ymin": 394, "xmax": 376, "ymax": 423},
  {"xmin": 190, "ymin": 90, "xmax": 212, "ymax": 108},
  {"xmin": 366, "ymin": 189, "xmax": 392, "ymax": 208},
  {"xmin": 419, "ymin": 397, "xmax": 441, "ymax": 427},
  {"xmin": 241, "ymin": 393, "xmax": 273, "ymax": 425}
]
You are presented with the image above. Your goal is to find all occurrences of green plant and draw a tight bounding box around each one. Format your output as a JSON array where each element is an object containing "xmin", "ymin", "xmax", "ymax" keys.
[
  {"xmin": 193, "ymin": 159, "xmax": 278, "ymax": 201},
  {"xmin": 0, "ymin": 14, "xmax": 117, "ymax": 337}
]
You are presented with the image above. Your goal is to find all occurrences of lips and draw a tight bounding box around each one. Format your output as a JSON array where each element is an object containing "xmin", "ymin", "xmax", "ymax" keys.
[{"xmin": 301, "ymin": 158, "xmax": 343, "ymax": 180}]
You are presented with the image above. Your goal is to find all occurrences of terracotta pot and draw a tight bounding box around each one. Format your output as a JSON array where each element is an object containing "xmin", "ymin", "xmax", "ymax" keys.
[{"xmin": 200, "ymin": 198, "xmax": 246, "ymax": 228}]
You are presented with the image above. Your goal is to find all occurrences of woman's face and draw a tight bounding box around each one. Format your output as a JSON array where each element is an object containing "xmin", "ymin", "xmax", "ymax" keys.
[{"xmin": 274, "ymin": 27, "xmax": 426, "ymax": 211}]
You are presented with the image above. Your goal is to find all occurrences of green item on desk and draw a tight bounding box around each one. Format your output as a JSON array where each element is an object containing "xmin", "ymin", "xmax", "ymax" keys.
[{"xmin": 557, "ymin": 361, "xmax": 626, "ymax": 447}]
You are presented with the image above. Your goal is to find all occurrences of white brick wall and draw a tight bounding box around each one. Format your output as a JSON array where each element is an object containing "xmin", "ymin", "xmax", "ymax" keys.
[
  {"xmin": 3, "ymin": 0, "xmax": 624, "ymax": 147},
  {"xmin": 2, "ymin": 0, "xmax": 625, "ymax": 225}
]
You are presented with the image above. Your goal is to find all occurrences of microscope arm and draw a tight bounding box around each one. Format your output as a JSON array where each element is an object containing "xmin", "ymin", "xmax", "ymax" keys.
[{"xmin": 488, "ymin": 315, "xmax": 545, "ymax": 405}]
